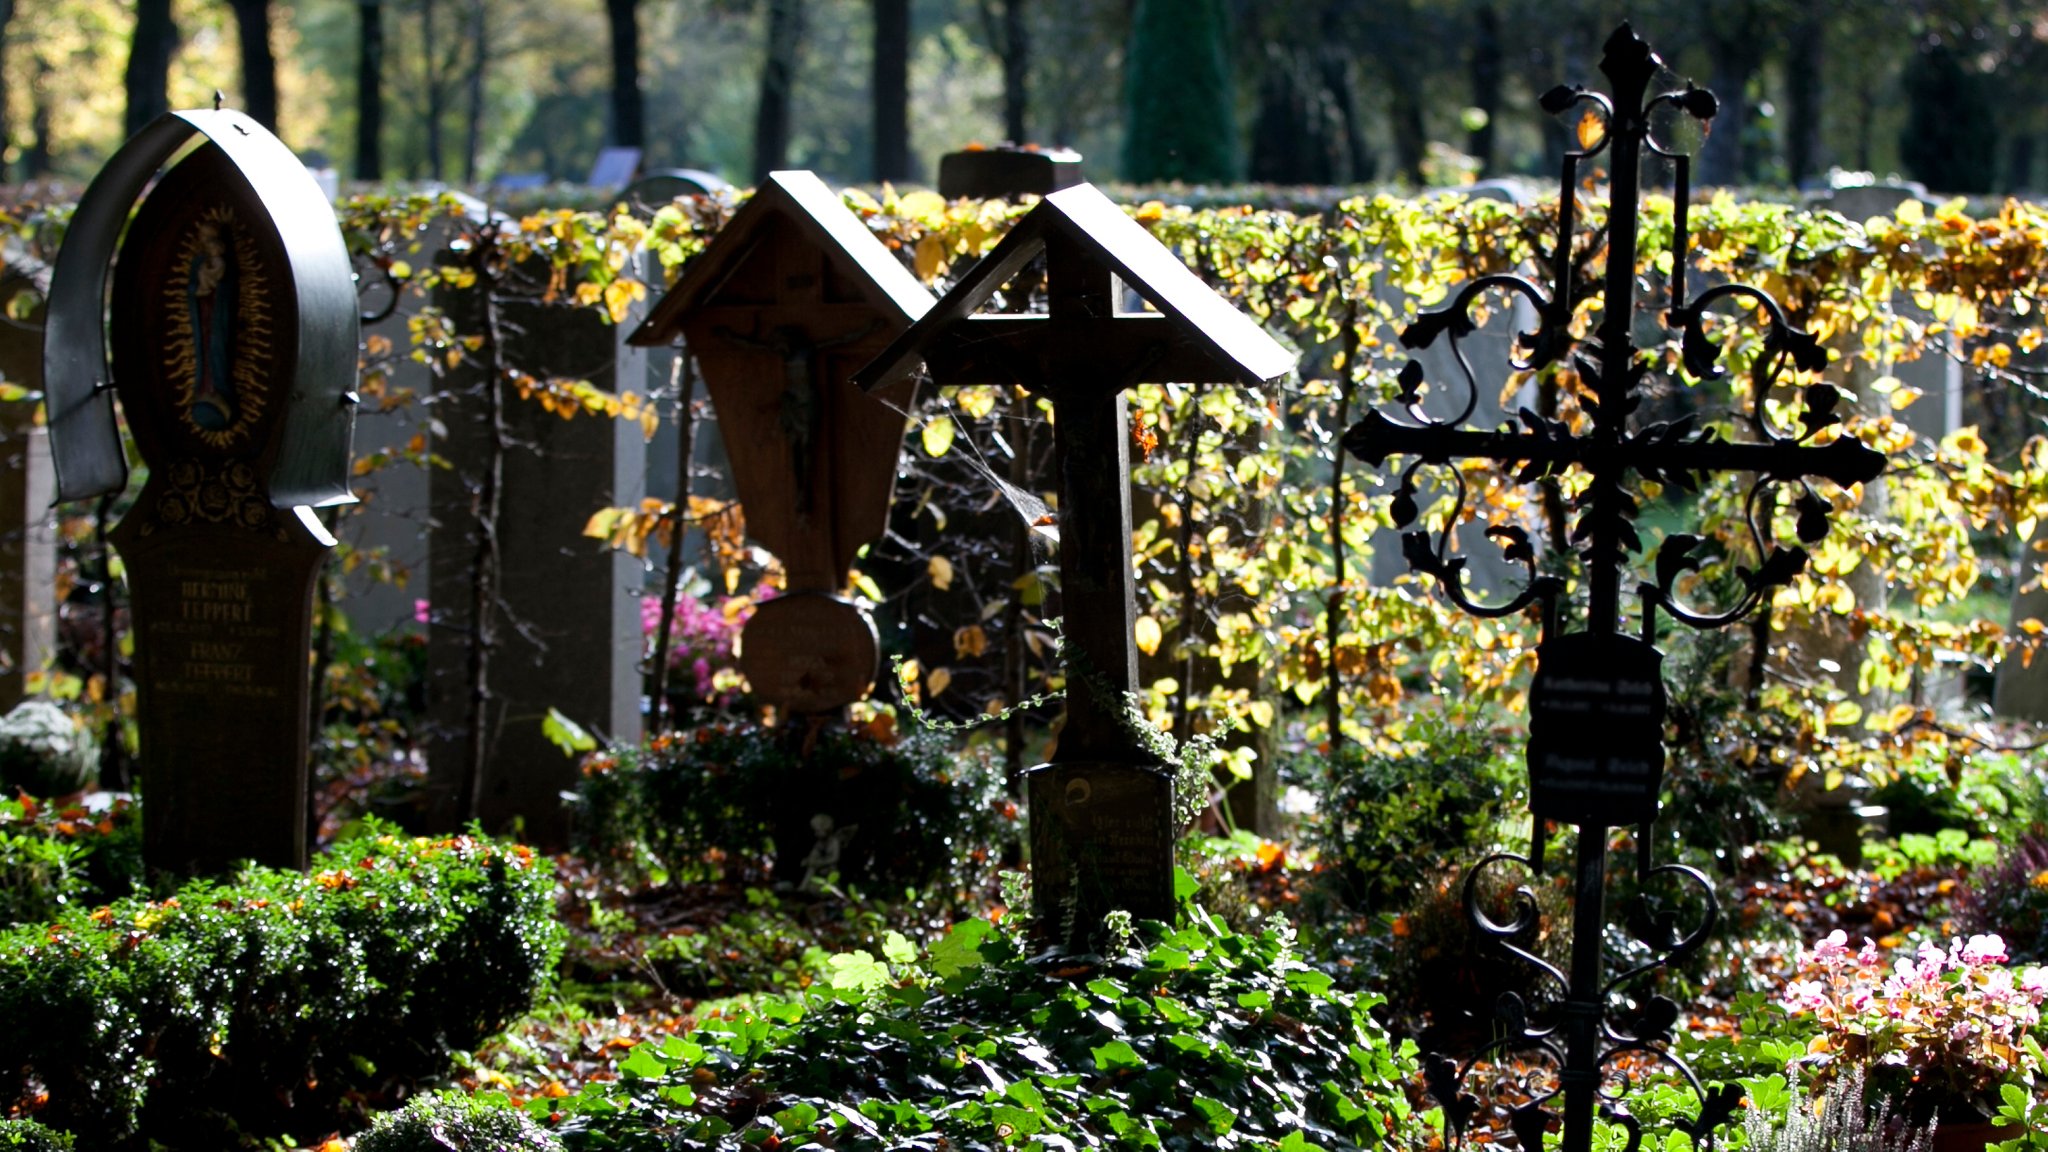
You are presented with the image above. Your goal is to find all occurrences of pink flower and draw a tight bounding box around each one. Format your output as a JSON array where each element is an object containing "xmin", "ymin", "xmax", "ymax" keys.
[
  {"xmin": 2021, "ymin": 967, "xmax": 2048, "ymax": 1000},
  {"xmin": 414, "ymin": 599, "xmax": 431, "ymax": 625},
  {"xmin": 1814, "ymin": 930, "xmax": 1852, "ymax": 965},
  {"xmin": 1962, "ymin": 934, "xmax": 2010, "ymax": 966},
  {"xmin": 1783, "ymin": 979, "xmax": 1830, "ymax": 1012}
]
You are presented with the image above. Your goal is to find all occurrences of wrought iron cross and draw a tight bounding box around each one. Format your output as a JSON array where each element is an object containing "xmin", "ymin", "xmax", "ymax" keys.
[{"xmin": 1341, "ymin": 25, "xmax": 1884, "ymax": 1152}]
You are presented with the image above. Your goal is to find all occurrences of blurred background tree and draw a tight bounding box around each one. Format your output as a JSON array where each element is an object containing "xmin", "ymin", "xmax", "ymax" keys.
[{"xmin": 2, "ymin": 0, "xmax": 2047, "ymax": 192}]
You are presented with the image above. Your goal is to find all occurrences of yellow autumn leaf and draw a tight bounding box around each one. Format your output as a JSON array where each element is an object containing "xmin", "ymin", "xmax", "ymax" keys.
[
  {"xmin": 1134, "ymin": 615, "xmax": 1163, "ymax": 656},
  {"xmin": 1576, "ymin": 108, "xmax": 1603, "ymax": 150},
  {"xmin": 898, "ymin": 189, "xmax": 948, "ymax": 221},
  {"xmin": 927, "ymin": 666, "xmax": 953, "ymax": 696},
  {"xmin": 922, "ymin": 415, "xmax": 956, "ymax": 457},
  {"xmin": 928, "ymin": 555, "xmax": 955, "ymax": 591},
  {"xmin": 914, "ymin": 234, "xmax": 950, "ymax": 282},
  {"xmin": 954, "ymin": 625, "xmax": 988, "ymax": 659},
  {"xmin": 604, "ymin": 277, "xmax": 647, "ymax": 324},
  {"xmin": 956, "ymin": 386, "xmax": 998, "ymax": 420}
]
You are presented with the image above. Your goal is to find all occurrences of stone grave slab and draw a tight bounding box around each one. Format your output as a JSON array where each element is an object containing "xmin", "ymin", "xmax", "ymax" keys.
[
  {"xmin": 424, "ymin": 277, "xmax": 646, "ymax": 848},
  {"xmin": 0, "ymin": 264, "xmax": 56, "ymax": 711}
]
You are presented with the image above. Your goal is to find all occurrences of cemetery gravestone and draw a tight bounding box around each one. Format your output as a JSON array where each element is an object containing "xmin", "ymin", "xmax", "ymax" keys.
[
  {"xmin": 937, "ymin": 146, "xmax": 1083, "ymax": 200},
  {"xmin": 424, "ymin": 263, "xmax": 647, "ymax": 848},
  {"xmin": 43, "ymin": 109, "xmax": 358, "ymax": 874},
  {"xmin": 857, "ymin": 182, "xmax": 1293, "ymax": 942},
  {"xmin": 0, "ymin": 264, "xmax": 56, "ymax": 711},
  {"xmin": 628, "ymin": 170, "xmax": 934, "ymax": 716}
]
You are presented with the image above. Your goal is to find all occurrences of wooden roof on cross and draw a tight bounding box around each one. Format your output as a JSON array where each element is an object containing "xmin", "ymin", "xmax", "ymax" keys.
[
  {"xmin": 854, "ymin": 182, "xmax": 1295, "ymax": 394},
  {"xmin": 626, "ymin": 170, "xmax": 932, "ymax": 348}
]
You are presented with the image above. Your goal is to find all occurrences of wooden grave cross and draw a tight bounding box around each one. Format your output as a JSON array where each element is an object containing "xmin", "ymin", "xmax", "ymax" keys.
[
  {"xmin": 856, "ymin": 183, "xmax": 1293, "ymax": 942},
  {"xmin": 629, "ymin": 171, "xmax": 935, "ymax": 716}
]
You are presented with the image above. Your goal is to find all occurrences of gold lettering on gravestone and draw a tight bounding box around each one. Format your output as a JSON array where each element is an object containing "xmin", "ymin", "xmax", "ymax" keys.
[{"xmin": 154, "ymin": 566, "xmax": 281, "ymax": 698}]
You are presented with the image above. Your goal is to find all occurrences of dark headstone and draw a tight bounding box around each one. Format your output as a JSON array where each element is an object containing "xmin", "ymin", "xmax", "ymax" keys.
[
  {"xmin": 937, "ymin": 146, "xmax": 1084, "ymax": 200},
  {"xmin": 425, "ymin": 285, "xmax": 645, "ymax": 848},
  {"xmin": 42, "ymin": 110, "xmax": 359, "ymax": 875}
]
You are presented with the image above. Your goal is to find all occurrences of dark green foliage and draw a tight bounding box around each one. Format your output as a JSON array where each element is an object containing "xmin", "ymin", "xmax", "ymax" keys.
[
  {"xmin": 0, "ymin": 793, "xmax": 141, "ymax": 927},
  {"xmin": 1123, "ymin": 0, "xmax": 1238, "ymax": 183},
  {"xmin": 540, "ymin": 900, "xmax": 1420, "ymax": 1148},
  {"xmin": 0, "ymin": 1118, "xmax": 73, "ymax": 1151},
  {"xmin": 356, "ymin": 1090, "xmax": 564, "ymax": 1152},
  {"xmin": 0, "ymin": 825, "xmax": 564, "ymax": 1148},
  {"xmin": 1900, "ymin": 43, "xmax": 1998, "ymax": 194},
  {"xmin": 1955, "ymin": 830, "xmax": 2048, "ymax": 963},
  {"xmin": 571, "ymin": 723, "xmax": 1014, "ymax": 893},
  {"xmin": 1310, "ymin": 713, "xmax": 1515, "ymax": 912}
]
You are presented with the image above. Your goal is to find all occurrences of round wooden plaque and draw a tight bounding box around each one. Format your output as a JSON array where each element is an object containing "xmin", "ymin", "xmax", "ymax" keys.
[{"xmin": 739, "ymin": 593, "xmax": 880, "ymax": 714}]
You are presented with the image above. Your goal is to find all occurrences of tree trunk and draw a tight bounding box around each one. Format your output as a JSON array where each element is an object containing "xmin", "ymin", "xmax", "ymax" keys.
[
  {"xmin": 25, "ymin": 55, "xmax": 51, "ymax": 179},
  {"xmin": 462, "ymin": 0, "xmax": 486, "ymax": 183},
  {"xmin": 1468, "ymin": 1, "xmax": 1502, "ymax": 175},
  {"xmin": 1318, "ymin": 40, "xmax": 1371, "ymax": 182},
  {"xmin": 355, "ymin": 0, "xmax": 384, "ymax": 179},
  {"xmin": 0, "ymin": 0, "xmax": 12, "ymax": 181},
  {"xmin": 1387, "ymin": 79, "xmax": 1426, "ymax": 184},
  {"xmin": 752, "ymin": 0, "xmax": 805, "ymax": 180},
  {"xmin": 227, "ymin": 0, "xmax": 280, "ymax": 132},
  {"xmin": 423, "ymin": 0, "xmax": 444, "ymax": 180},
  {"xmin": 1698, "ymin": 34, "xmax": 1761, "ymax": 186},
  {"xmin": 124, "ymin": 0, "xmax": 177, "ymax": 139},
  {"xmin": 1785, "ymin": 14, "xmax": 1823, "ymax": 186},
  {"xmin": 2011, "ymin": 133, "xmax": 2036, "ymax": 193},
  {"xmin": 606, "ymin": 0, "xmax": 644, "ymax": 149},
  {"xmin": 1001, "ymin": 0, "xmax": 1027, "ymax": 143},
  {"xmin": 872, "ymin": 0, "xmax": 910, "ymax": 180}
]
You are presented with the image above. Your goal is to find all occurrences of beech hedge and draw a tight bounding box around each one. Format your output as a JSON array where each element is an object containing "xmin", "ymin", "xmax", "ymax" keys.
[{"xmin": 0, "ymin": 825, "xmax": 563, "ymax": 1149}]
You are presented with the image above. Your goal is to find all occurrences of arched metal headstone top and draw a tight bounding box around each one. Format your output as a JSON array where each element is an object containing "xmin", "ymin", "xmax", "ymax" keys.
[{"xmin": 44, "ymin": 108, "xmax": 359, "ymax": 509}]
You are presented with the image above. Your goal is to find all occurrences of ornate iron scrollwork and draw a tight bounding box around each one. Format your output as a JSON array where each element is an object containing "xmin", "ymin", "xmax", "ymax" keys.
[{"xmin": 1341, "ymin": 22, "xmax": 1887, "ymax": 1152}]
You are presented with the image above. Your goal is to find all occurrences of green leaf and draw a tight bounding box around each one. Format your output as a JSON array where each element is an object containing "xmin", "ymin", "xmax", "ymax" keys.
[
  {"xmin": 929, "ymin": 918, "xmax": 994, "ymax": 979},
  {"xmin": 542, "ymin": 707, "xmax": 597, "ymax": 755},
  {"xmin": 827, "ymin": 950, "xmax": 892, "ymax": 998},
  {"xmin": 1285, "ymin": 968, "xmax": 1334, "ymax": 996},
  {"xmin": 1236, "ymin": 990, "xmax": 1272, "ymax": 1009},
  {"xmin": 1192, "ymin": 1095, "xmax": 1235, "ymax": 1134},
  {"xmin": 921, "ymin": 414, "xmax": 956, "ymax": 457},
  {"xmin": 1092, "ymin": 1039, "xmax": 1144, "ymax": 1072},
  {"xmin": 1278, "ymin": 1131, "xmax": 1326, "ymax": 1152},
  {"xmin": 882, "ymin": 930, "xmax": 917, "ymax": 966},
  {"xmin": 1173, "ymin": 866, "xmax": 1199, "ymax": 901},
  {"xmin": 618, "ymin": 1043, "xmax": 669, "ymax": 1080}
]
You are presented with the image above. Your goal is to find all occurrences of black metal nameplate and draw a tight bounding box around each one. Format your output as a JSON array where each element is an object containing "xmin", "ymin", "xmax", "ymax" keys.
[{"xmin": 1526, "ymin": 632, "xmax": 1667, "ymax": 827}]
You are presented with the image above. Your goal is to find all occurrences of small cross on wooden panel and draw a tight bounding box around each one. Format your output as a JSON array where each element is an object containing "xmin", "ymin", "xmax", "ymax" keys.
[
  {"xmin": 630, "ymin": 171, "xmax": 934, "ymax": 713},
  {"xmin": 856, "ymin": 183, "xmax": 1293, "ymax": 940}
]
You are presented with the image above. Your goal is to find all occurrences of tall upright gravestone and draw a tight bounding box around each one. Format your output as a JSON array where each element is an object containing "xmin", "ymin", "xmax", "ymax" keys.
[
  {"xmin": 0, "ymin": 264, "xmax": 57, "ymax": 710},
  {"xmin": 44, "ymin": 109, "xmax": 358, "ymax": 873},
  {"xmin": 857, "ymin": 184, "xmax": 1293, "ymax": 942},
  {"xmin": 424, "ymin": 266, "xmax": 647, "ymax": 849}
]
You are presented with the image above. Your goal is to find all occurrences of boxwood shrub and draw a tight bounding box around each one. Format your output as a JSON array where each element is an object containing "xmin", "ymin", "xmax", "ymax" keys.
[
  {"xmin": 0, "ymin": 1118, "xmax": 71, "ymax": 1151},
  {"xmin": 536, "ymin": 895, "xmax": 1421, "ymax": 1149},
  {"xmin": 572, "ymin": 722, "xmax": 1014, "ymax": 893},
  {"xmin": 356, "ymin": 1089, "xmax": 564, "ymax": 1152},
  {"xmin": 0, "ymin": 824, "xmax": 563, "ymax": 1149}
]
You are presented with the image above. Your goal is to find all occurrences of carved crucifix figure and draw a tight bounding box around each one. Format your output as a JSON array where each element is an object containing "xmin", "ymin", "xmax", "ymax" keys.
[
  {"xmin": 856, "ymin": 183, "xmax": 1294, "ymax": 945},
  {"xmin": 714, "ymin": 318, "xmax": 880, "ymax": 519},
  {"xmin": 1341, "ymin": 26, "xmax": 1884, "ymax": 1152}
]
